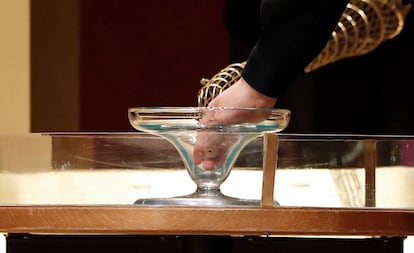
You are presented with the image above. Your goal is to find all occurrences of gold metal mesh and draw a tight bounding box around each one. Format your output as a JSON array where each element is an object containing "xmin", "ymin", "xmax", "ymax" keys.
[
  {"xmin": 198, "ymin": 62, "xmax": 246, "ymax": 107},
  {"xmin": 198, "ymin": 0, "xmax": 411, "ymax": 107}
]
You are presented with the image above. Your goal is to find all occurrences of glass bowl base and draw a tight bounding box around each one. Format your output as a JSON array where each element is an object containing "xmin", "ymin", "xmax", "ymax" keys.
[{"xmin": 134, "ymin": 193, "xmax": 280, "ymax": 207}]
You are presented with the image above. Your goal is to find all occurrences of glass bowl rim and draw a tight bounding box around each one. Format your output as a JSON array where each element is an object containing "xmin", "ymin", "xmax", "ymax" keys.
[{"xmin": 128, "ymin": 106, "xmax": 291, "ymax": 114}]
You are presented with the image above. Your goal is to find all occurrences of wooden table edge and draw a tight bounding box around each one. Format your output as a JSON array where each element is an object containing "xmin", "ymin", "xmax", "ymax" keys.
[{"xmin": 0, "ymin": 206, "xmax": 413, "ymax": 236}]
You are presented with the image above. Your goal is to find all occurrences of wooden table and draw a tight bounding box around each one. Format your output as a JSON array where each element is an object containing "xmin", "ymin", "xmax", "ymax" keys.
[
  {"xmin": 1, "ymin": 133, "xmax": 414, "ymax": 252},
  {"xmin": 1, "ymin": 205, "xmax": 414, "ymax": 236},
  {"xmin": 0, "ymin": 205, "xmax": 413, "ymax": 253}
]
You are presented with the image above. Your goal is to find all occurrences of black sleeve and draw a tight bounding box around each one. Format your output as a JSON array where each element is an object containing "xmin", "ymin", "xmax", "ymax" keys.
[{"xmin": 242, "ymin": 0, "xmax": 349, "ymax": 98}]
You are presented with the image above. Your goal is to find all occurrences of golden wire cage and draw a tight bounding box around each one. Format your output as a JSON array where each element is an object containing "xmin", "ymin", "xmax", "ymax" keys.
[{"xmin": 198, "ymin": 0, "xmax": 411, "ymax": 107}]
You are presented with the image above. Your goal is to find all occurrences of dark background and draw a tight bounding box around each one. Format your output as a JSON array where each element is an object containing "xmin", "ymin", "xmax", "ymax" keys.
[
  {"xmin": 31, "ymin": 0, "xmax": 228, "ymax": 132},
  {"xmin": 30, "ymin": 1, "xmax": 414, "ymax": 134}
]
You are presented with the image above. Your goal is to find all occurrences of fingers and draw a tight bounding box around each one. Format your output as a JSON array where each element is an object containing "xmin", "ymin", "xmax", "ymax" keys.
[{"xmin": 193, "ymin": 132, "xmax": 237, "ymax": 170}]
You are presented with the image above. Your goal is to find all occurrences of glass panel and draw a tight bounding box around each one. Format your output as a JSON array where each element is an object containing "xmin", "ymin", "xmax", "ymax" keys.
[
  {"xmin": 274, "ymin": 134, "xmax": 414, "ymax": 209},
  {"xmin": 0, "ymin": 133, "xmax": 413, "ymax": 209}
]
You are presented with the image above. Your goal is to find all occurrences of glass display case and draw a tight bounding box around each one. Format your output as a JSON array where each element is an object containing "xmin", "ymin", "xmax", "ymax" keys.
[{"xmin": 0, "ymin": 132, "xmax": 413, "ymax": 209}]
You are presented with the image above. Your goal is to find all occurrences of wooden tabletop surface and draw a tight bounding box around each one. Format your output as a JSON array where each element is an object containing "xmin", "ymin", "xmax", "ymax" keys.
[{"xmin": 1, "ymin": 205, "xmax": 414, "ymax": 236}]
